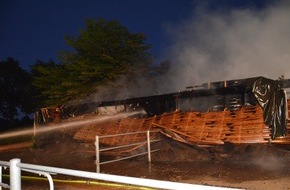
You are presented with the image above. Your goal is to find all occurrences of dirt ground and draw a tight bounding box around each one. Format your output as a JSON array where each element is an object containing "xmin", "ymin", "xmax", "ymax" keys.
[{"xmin": 1, "ymin": 131, "xmax": 290, "ymax": 190}]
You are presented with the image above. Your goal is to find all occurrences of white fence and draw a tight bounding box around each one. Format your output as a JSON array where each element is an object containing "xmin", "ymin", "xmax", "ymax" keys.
[
  {"xmin": 0, "ymin": 158, "xmax": 240, "ymax": 190},
  {"xmin": 95, "ymin": 130, "xmax": 160, "ymax": 173}
]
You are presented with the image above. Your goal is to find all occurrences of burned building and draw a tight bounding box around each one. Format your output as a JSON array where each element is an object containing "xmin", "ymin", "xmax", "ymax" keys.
[{"xmin": 36, "ymin": 76, "xmax": 290, "ymax": 146}]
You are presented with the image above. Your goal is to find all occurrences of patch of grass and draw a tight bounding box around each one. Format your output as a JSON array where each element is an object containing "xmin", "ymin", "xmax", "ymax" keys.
[{"xmin": 29, "ymin": 136, "xmax": 37, "ymax": 150}]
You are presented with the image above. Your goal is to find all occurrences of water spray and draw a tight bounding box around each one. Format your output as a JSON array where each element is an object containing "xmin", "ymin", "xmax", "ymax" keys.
[{"xmin": 0, "ymin": 111, "xmax": 145, "ymax": 140}]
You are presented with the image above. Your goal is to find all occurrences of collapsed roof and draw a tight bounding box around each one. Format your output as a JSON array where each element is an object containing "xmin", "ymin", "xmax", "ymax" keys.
[{"xmin": 65, "ymin": 76, "xmax": 290, "ymax": 141}]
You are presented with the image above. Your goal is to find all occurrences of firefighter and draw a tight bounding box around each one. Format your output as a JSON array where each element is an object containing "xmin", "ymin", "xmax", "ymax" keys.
[{"xmin": 53, "ymin": 106, "xmax": 61, "ymax": 123}]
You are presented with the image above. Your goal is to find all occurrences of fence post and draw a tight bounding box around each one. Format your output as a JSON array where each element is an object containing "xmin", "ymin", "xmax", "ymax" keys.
[
  {"xmin": 33, "ymin": 112, "xmax": 37, "ymax": 137},
  {"xmin": 95, "ymin": 136, "xmax": 100, "ymax": 173},
  {"xmin": 147, "ymin": 130, "xmax": 151, "ymax": 163},
  {"xmin": 0, "ymin": 165, "xmax": 2, "ymax": 190},
  {"xmin": 10, "ymin": 158, "xmax": 21, "ymax": 190}
]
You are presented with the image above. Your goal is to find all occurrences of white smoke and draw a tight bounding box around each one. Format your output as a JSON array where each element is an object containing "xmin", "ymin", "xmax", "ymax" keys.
[
  {"xmin": 251, "ymin": 154, "xmax": 285, "ymax": 171},
  {"xmin": 87, "ymin": 75, "xmax": 157, "ymax": 102},
  {"xmin": 158, "ymin": 1, "xmax": 290, "ymax": 93},
  {"xmin": 89, "ymin": 1, "xmax": 290, "ymax": 101}
]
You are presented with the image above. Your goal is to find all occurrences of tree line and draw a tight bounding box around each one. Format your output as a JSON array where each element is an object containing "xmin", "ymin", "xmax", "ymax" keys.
[{"xmin": 0, "ymin": 18, "xmax": 170, "ymax": 130}]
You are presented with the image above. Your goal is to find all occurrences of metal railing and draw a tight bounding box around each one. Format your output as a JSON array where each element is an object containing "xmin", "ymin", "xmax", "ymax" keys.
[
  {"xmin": 0, "ymin": 158, "xmax": 240, "ymax": 190},
  {"xmin": 95, "ymin": 130, "xmax": 160, "ymax": 173}
]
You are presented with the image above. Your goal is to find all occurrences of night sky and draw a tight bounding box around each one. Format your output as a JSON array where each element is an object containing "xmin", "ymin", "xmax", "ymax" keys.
[
  {"xmin": 1, "ymin": 0, "xmax": 195, "ymax": 70},
  {"xmin": 0, "ymin": 0, "xmax": 281, "ymax": 78}
]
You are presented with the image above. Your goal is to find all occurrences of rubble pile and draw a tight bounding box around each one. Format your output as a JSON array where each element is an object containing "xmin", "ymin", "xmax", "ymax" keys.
[{"xmin": 73, "ymin": 101, "xmax": 290, "ymax": 147}]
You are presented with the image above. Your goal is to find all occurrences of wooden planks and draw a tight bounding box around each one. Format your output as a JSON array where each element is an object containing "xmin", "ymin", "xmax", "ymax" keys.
[
  {"xmin": 73, "ymin": 102, "xmax": 290, "ymax": 147},
  {"xmin": 150, "ymin": 106, "xmax": 269, "ymax": 145}
]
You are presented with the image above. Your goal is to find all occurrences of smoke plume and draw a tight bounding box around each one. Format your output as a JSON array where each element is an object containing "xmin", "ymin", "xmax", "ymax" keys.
[
  {"xmin": 89, "ymin": 1, "xmax": 290, "ymax": 102},
  {"xmin": 158, "ymin": 1, "xmax": 290, "ymax": 93}
]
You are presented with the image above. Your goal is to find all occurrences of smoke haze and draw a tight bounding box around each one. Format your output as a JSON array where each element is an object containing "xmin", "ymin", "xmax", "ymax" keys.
[
  {"xmin": 89, "ymin": 1, "xmax": 290, "ymax": 102},
  {"xmin": 158, "ymin": 1, "xmax": 290, "ymax": 93}
]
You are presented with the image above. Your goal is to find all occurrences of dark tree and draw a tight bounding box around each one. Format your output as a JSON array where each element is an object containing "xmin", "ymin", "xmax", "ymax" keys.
[
  {"xmin": 0, "ymin": 58, "xmax": 33, "ymax": 128},
  {"xmin": 59, "ymin": 18, "xmax": 152, "ymax": 100},
  {"xmin": 32, "ymin": 18, "xmax": 152, "ymax": 106},
  {"xmin": 30, "ymin": 60, "xmax": 65, "ymax": 107}
]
